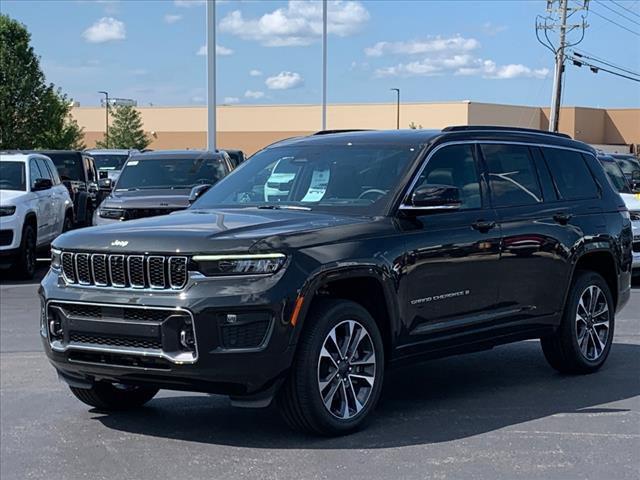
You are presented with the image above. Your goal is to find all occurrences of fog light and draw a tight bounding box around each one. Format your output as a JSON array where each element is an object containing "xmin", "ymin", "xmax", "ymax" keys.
[{"xmin": 179, "ymin": 320, "xmax": 195, "ymax": 350}]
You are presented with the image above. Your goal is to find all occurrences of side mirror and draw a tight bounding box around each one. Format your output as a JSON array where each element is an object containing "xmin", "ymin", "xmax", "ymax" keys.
[
  {"xmin": 32, "ymin": 178, "xmax": 53, "ymax": 191},
  {"xmin": 98, "ymin": 178, "xmax": 112, "ymax": 191},
  {"xmin": 406, "ymin": 184, "xmax": 461, "ymax": 211},
  {"xmin": 188, "ymin": 184, "xmax": 212, "ymax": 204}
]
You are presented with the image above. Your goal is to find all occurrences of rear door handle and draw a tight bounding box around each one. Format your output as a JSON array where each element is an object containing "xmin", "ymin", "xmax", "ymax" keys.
[
  {"xmin": 553, "ymin": 213, "xmax": 573, "ymax": 225},
  {"xmin": 471, "ymin": 220, "xmax": 497, "ymax": 233}
]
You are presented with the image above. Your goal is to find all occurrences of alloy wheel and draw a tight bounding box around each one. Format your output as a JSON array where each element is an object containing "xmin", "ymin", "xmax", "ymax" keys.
[
  {"xmin": 317, "ymin": 319, "xmax": 376, "ymax": 420},
  {"xmin": 575, "ymin": 285, "xmax": 610, "ymax": 361}
]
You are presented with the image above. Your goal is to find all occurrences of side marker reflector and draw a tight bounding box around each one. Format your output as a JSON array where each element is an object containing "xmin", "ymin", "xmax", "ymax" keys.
[{"xmin": 290, "ymin": 296, "xmax": 304, "ymax": 327}]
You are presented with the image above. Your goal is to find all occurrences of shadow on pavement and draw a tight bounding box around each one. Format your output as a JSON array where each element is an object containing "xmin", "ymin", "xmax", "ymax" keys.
[
  {"xmin": 0, "ymin": 262, "xmax": 49, "ymax": 285},
  {"xmin": 93, "ymin": 341, "xmax": 640, "ymax": 449}
]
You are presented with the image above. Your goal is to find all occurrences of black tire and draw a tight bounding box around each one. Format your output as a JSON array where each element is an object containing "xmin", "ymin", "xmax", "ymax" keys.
[
  {"xmin": 62, "ymin": 212, "xmax": 73, "ymax": 232},
  {"xmin": 276, "ymin": 299, "xmax": 385, "ymax": 436},
  {"xmin": 15, "ymin": 223, "xmax": 36, "ymax": 279},
  {"xmin": 69, "ymin": 383, "xmax": 159, "ymax": 411},
  {"xmin": 541, "ymin": 270, "xmax": 615, "ymax": 374}
]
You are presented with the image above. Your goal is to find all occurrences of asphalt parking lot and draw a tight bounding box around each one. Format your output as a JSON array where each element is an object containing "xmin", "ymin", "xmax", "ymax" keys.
[{"xmin": 1, "ymin": 265, "xmax": 638, "ymax": 480}]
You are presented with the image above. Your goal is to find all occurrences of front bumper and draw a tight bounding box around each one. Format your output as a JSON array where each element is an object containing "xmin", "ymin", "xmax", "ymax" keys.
[
  {"xmin": 632, "ymin": 220, "xmax": 640, "ymax": 272},
  {"xmin": 0, "ymin": 214, "xmax": 21, "ymax": 251},
  {"xmin": 39, "ymin": 266, "xmax": 302, "ymax": 397}
]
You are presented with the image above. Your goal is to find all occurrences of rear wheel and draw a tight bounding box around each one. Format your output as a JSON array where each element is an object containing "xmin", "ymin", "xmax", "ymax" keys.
[
  {"xmin": 69, "ymin": 383, "xmax": 159, "ymax": 411},
  {"xmin": 277, "ymin": 299, "xmax": 384, "ymax": 436},
  {"xmin": 541, "ymin": 270, "xmax": 615, "ymax": 374},
  {"xmin": 15, "ymin": 223, "xmax": 36, "ymax": 279}
]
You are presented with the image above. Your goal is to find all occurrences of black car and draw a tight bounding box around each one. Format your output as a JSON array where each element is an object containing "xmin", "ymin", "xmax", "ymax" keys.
[
  {"xmin": 223, "ymin": 149, "xmax": 246, "ymax": 168},
  {"xmin": 41, "ymin": 127, "xmax": 633, "ymax": 436},
  {"xmin": 95, "ymin": 150, "xmax": 234, "ymax": 225},
  {"xmin": 611, "ymin": 154, "xmax": 640, "ymax": 192},
  {"xmin": 38, "ymin": 150, "xmax": 100, "ymax": 227}
]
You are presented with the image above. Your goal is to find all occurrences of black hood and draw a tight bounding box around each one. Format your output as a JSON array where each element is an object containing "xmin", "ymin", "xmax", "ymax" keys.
[
  {"xmin": 102, "ymin": 189, "xmax": 192, "ymax": 210},
  {"xmin": 53, "ymin": 208, "xmax": 387, "ymax": 255}
]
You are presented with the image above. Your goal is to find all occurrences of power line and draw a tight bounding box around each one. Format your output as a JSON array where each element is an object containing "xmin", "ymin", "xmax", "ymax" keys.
[
  {"xmin": 572, "ymin": 49, "xmax": 640, "ymax": 77},
  {"xmin": 593, "ymin": 0, "xmax": 640, "ymax": 25},
  {"xmin": 610, "ymin": 0, "xmax": 640, "ymax": 18},
  {"xmin": 568, "ymin": 55, "xmax": 640, "ymax": 81},
  {"xmin": 588, "ymin": 5, "xmax": 640, "ymax": 35}
]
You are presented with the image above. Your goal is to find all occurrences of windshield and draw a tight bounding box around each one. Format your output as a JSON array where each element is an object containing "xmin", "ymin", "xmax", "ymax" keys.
[
  {"xmin": 600, "ymin": 159, "xmax": 631, "ymax": 194},
  {"xmin": 193, "ymin": 143, "xmax": 421, "ymax": 215},
  {"xmin": 115, "ymin": 156, "xmax": 227, "ymax": 191},
  {"xmin": 615, "ymin": 158, "xmax": 640, "ymax": 176},
  {"xmin": 47, "ymin": 153, "xmax": 83, "ymax": 181},
  {"xmin": 0, "ymin": 162, "xmax": 26, "ymax": 191},
  {"xmin": 92, "ymin": 154, "xmax": 129, "ymax": 171}
]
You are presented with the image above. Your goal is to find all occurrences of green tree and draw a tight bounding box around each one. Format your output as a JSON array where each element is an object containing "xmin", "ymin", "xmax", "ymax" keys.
[
  {"xmin": 96, "ymin": 105, "xmax": 150, "ymax": 150},
  {"xmin": 0, "ymin": 14, "xmax": 84, "ymax": 150}
]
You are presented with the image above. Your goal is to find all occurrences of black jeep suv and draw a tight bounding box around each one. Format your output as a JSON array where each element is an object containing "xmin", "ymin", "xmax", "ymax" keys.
[{"xmin": 40, "ymin": 127, "xmax": 633, "ymax": 435}]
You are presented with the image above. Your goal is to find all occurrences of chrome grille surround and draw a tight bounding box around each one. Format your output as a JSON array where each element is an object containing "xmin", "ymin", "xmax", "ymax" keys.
[{"xmin": 59, "ymin": 252, "xmax": 189, "ymax": 290}]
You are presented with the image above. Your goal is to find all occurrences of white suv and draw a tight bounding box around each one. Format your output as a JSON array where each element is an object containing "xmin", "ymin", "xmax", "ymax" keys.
[{"xmin": 0, "ymin": 153, "xmax": 74, "ymax": 278}]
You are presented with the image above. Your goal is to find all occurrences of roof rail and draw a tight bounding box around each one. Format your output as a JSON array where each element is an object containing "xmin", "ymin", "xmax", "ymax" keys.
[
  {"xmin": 442, "ymin": 125, "xmax": 572, "ymax": 139},
  {"xmin": 312, "ymin": 129, "xmax": 372, "ymax": 136}
]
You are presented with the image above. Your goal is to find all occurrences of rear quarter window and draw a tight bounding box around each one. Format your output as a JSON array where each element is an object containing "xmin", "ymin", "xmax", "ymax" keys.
[{"xmin": 541, "ymin": 148, "xmax": 599, "ymax": 200}]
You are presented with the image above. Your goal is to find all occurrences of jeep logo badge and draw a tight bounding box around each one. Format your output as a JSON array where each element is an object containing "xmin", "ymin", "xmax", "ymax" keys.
[{"xmin": 110, "ymin": 240, "xmax": 129, "ymax": 247}]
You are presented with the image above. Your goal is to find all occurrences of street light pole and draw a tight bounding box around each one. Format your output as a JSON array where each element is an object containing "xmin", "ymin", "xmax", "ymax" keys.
[
  {"xmin": 206, "ymin": 0, "xmax": 217, "ymax": 151},
  {"xmin": 98, "ymin": 91, "xmax": 109, "ymax": 147},
  {"xmin": 390, "ymin": 88, "xmax": 400, "ymax": 129},
  {"xmin": 321, "ymin": 0, "xmax": 327, "ymax": 130}
]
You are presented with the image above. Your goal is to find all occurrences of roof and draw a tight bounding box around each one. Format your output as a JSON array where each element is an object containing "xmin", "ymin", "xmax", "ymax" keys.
[
  {"xmin": 84, "ymin": 149, "xmax": 136, "ymax": 155},
  {"xmin": 268, "ymin": 127, "xmax": 594, "ymax": 153},
  {"xmin": 0, "ymin": 152, "xmax": 54, "ymax": 163}
]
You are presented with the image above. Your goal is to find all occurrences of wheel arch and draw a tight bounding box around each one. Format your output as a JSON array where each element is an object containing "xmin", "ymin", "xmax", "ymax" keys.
[
  {"xmin": 293, "ymin": 265, "xmax": 399, "ymax": 362},
  {"xmin": 569, "ymin": 249, "xmax": 619, "ymax": 311}
]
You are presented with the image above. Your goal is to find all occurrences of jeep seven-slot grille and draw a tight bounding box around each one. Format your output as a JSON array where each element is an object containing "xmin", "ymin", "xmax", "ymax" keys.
[{"xmin": 61, "ymin": 252, "xmax": 188, "ymax": 289}]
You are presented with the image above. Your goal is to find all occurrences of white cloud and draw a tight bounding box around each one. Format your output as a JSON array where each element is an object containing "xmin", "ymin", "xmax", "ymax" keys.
[
  {"xmin": 196, "ymin": 44, "xmax": 234, "ymax": 56},
  {"xmin": 265, "ymin": 71, "xmax": 304, "ymax": 90},
  {"xmin": 369, "ymin": 34, "xmax": 548, "ymax": 81},
  {"xmin": 481, "ymin": 22, "xmax": 507, "ymax": 36},
  {"xmin": 219, "ymin": 1, "xmax": 369, "ymax": 47},
  {"xmin": 365, "ymin": 36, "xmax": 480, "ymax": 57},
  {"xmin": 82, "ymin": 17, "xmax": 126, "ymax": 43},
  {"xmin": 223, "ymin": 96, "xmax": 240, "ymax": 104},
  {"xmin": 249, "ymin": 69, "xmax": 263, "ymax": 77},
  {"xmin": 244, "ymin": 90, "xmax": 265, "ymax": 99},
  {"xmin": 164, "ymin": 14, "xmax": 183, "ymax": 24}
]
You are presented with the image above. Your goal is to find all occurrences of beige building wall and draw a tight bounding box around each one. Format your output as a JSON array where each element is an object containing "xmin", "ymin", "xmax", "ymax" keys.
[{"xmin": 72, "ymin": 102, "xmax": 639, "ymax": 155}]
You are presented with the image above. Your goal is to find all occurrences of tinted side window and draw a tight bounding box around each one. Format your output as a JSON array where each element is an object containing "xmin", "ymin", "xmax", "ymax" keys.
[
  {"xmin": 45, "ymin": 159, "xmax": 62, "ymax": 184},
  {"xmin": 414, "ymin": 144, "xmax": 481, "ymax": 210},
  {"xmin": 481, "ymin": 144, "xmax": 542, "ymax": 207},
  {"xmin": 36, "ymin": 159, "xmax": 52, "ymax": 181},
  {"xmin": 84, "ymin": 157, "xmax": 96, "ymax": 182},
  {"xmin": 29, "ymin": 159, "xmax": 43, "ymax": 187},
  {"xmin": 541, "ymin": 148, "xmax": 599, "ymax": 200}
]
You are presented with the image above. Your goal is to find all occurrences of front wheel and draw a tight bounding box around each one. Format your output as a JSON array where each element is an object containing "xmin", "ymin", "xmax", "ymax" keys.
[
  {"xmin": 277, "ymin": 299, "xmax": 384, "ymax": 436},
  {"xmin": 69, "ymin": 383, "xmax": 159, "ymax": 411},
  {"xmin": 541, "ymin": 270, "xmax": 615, "ymax": 374},
  {"xmin": 15, "ymin": 223, "xmax": 36, "ymax": 279}
]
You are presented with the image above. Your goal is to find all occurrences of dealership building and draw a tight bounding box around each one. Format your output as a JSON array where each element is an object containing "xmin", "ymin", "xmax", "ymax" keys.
[{"xmin": 72, "ymin": 101, "xmax": 640, "ymax": 156}]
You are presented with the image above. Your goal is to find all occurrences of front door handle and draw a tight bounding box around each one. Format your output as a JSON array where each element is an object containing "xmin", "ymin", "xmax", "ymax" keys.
[
  {"xmin": 471, "ymin": 220, "xmax": 496, "ymax": 233},
  {"xmin": 553, "ymin": 212, "xmax": 573, "ymax": 225}
]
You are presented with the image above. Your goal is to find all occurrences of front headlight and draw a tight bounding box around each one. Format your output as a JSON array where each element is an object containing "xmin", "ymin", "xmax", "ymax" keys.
[
  {"xmin": 192, "ymin": 253, "xmax": 286, "ymax": 276},
  {"xmin": 99, "ymin": 208, "xmax": 126, "ymax": 220},
  {"xmin": 0, "ymin": 206, "xmax": 16, "ymax": 217},
  {"xmin": 51, "ymin": 248, "xmax": 61, "ymax": 271}
]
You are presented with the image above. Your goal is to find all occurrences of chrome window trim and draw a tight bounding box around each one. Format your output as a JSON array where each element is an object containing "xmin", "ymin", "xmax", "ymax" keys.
[
  {"xmin": 90, "ymin": 253, "xmax": 108, "ymax": 286},
  {"xmin": 147, "ymin": 255, "xmax": 166, "ymax": 289},
  {"xmin": 46, "ymin": 299, "xmax": 198, "ymax": 365},
  {"xmin": 108, "ymin": 254, "xmax": 126, "ymax": 288},
  {"xmin": 399, "ymin": 140, "xmax": 596, "ymax": 210},
  {"xmin": 127, "ymin": 255, "xmax": 146, "ymax": 289},
  {"xmin": 168, "ymin": 256, "xmax": 188, "ymax": 290}
]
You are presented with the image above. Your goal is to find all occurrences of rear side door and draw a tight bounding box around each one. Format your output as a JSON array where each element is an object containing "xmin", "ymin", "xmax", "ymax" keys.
[
  {"xmin": 40, "ymin": 158, "xmax": 67, "ymax": 236},
  {"xmin": 28, "ymin": 159, "xmax": 53, "ymax": 243},
  {"xmin": 398, "ymin": 143, "xmax": 501, "ymax": 344}
]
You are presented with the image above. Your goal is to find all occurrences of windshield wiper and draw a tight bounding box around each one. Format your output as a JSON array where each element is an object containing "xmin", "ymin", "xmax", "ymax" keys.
[{"xmin": 256, "ymin": 204, "xmax": 312, "ymax": 211}]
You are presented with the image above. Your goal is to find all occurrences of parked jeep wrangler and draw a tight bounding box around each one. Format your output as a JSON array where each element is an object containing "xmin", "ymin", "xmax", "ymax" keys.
[{"xmin": 40, "ymin": 127, "xmax": 633, "ymax": 435}]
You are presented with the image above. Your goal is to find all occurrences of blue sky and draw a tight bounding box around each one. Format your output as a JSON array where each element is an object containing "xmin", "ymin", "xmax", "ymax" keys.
[{"xmin": 3, "ymin": 0, "xmax": 639, "ymax": 108}]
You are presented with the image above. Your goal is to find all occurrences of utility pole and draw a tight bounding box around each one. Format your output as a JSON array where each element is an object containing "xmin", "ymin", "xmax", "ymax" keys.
[
  {"xmin": 549, "ymin": 0, "xmax": 568, "ymax": 133},
  {"xmin": 536, "ymin": 0, "xmax": 589, "ymax": 132},
  {"xmin": 206, "ymin": 0, "xmax": 216, "ymax": 151},
  {"xmin": 321, "ymin": 0, "xmax": 327, "ymax": 130},
  {"xmin": 98, "ymin": 91, "xmax": 109, "ymax": 147},
  {"xmin": 390, "ymin": 88, "xmax": 400, "ymax": 129}
]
